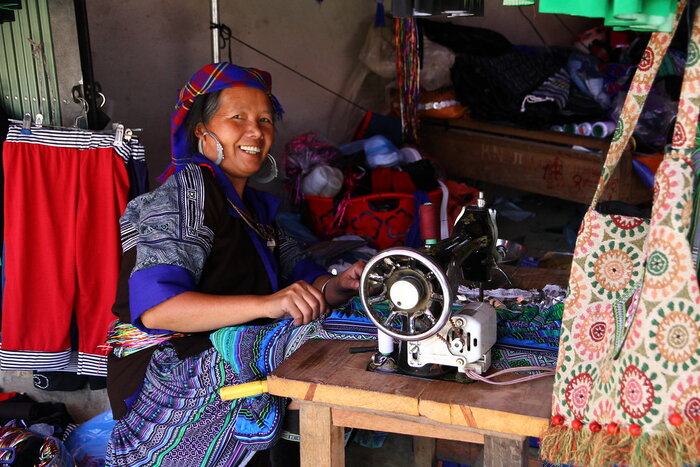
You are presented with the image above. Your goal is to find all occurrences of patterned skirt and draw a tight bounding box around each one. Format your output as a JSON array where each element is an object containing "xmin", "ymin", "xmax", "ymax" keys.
[{"xmin": 106, "ymin": 346, "xmax": 258, "ymax": 466}]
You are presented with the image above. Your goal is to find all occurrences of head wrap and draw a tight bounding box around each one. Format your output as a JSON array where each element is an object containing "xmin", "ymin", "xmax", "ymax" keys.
[{"xmin": 160, "ymin": 62, "xmax": 284, "ymax": 182}]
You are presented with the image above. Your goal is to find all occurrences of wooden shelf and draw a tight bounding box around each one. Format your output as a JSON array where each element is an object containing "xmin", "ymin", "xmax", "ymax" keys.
[{"xmin": 418, "ymin": 119, "xmax": 652, "ymax": 206}]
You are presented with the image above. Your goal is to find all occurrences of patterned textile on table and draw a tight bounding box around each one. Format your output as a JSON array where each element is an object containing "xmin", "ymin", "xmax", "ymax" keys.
[
  {"xmin": 106, "ymin": 299, "xmax": 375, "ymax": 466},
  {"xmin": 458, "ymin": 285, "xmax": 565, "ymax": 372},
  {"xmin": 541, "ymin": 3, "xmax": 700, "ymax": 466}
]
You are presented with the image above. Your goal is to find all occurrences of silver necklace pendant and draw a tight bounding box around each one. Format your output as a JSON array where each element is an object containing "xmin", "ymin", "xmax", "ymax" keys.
[{"xmin": 267, "ymin": 238, "xmax": 276, "ymax": 251}]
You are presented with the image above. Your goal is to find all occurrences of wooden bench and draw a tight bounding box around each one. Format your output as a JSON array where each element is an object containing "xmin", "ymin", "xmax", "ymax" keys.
[{"xmin": 418, "ymin": 118, "xmax": 652, "ymax": 205}]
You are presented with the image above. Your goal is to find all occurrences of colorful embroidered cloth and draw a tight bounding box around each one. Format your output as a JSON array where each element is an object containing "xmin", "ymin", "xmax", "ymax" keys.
[{"xmin": 107, "ymin": 301, "xmax": 376, "ymax": 466}]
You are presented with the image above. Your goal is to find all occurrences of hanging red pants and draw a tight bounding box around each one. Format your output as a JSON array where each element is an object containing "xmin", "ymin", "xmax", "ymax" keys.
[{"xmin": 1, "ymin": 127, "xmax": 130, "ymax": 376}]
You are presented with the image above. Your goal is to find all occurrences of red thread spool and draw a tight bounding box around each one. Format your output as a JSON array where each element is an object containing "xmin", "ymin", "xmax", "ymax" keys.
[
  {"xmin": 419, "ymin": 202, "xmax": 439, "ymax": 243},
  {"xmin": 669, "ymin": 413, "xmax": 683, "ymax": 426}
]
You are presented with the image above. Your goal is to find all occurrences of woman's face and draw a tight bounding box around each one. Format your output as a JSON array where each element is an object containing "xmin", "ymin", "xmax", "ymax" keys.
[{"xmin": 196, "ymin": 86, "xmax": 274, "ymax": 191}]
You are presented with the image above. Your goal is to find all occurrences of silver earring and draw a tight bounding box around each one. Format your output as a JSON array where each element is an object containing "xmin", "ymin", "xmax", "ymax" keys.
[
  {"xmin": 200, "ymin": 131, "xmax": 225, "ymax": 165},
  {"xmin": 251, "ymin": 153, "xmax": 278, "ymax": 184}
]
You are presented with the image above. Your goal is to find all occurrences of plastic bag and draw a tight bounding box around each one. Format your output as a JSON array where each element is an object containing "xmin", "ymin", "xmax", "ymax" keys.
[
  {"xmin": 420, "ymin": 37, "xmax": 456, "ymax": 91},
  {"xmin": 64, "ymin": 410, "xmax": 116, "ymax": 467},
  {"xmin": 359, "ymin": 25, "xmax": 395, "ymax": 79}
]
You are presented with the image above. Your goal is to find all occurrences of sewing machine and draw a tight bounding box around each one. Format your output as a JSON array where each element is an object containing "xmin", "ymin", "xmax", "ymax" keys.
[{"xmin": 359, "ymin": 194, "xmax": 502, "ymax": 380}]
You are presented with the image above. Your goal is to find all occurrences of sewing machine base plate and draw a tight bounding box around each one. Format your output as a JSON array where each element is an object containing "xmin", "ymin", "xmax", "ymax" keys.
[{"xmin": 367, "ymin": 354, "xmax": 477, "ymax": 384}]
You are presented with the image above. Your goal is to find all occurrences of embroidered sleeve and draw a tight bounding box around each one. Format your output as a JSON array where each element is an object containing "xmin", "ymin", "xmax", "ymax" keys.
[{"xmin": 120, "ymin": 165, "xmax": 215, "ymax": 330}]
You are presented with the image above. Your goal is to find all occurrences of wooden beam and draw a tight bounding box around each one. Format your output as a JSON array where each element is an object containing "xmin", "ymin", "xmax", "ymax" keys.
[
  {"xmin": 332, "ymin": 408, "xmax": 484, "ymax": 444},
  {"xmin": 300, "ymin": 403, "xmax": 344, "ymax": 466},
  {"xmin": 483, "ymin": 435, "xmax": 529, "ymax": 467},
  {"xmin": 413, "ymin": 436, "xmax": 436, "ymax": 467}
]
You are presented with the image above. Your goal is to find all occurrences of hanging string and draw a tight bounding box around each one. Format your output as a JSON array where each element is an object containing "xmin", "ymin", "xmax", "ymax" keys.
[
  {"xmin": 210, "ymin": 22, "xmax": 233, "ymax": 63},
  {"xmin": 394, "ymin": 17, "xmax": 420, "ymax": 144},
  {"xmin": 210, "ymin": 22, "xmax": 367, "ymax": 113}
]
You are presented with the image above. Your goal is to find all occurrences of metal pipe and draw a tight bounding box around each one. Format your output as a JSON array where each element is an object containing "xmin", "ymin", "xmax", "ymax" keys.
[{"xmin": 211, "ymin": 0, "xmax": 220, "ymax": 62}]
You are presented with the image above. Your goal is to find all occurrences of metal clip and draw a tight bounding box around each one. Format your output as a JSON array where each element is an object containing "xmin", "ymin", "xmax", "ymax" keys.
[
  {"xmin": 114, "ymin": 123, "xmax": 124, "ymax": 146},
  {"xmin": 20, "ymin": 113, "xmax": 32, "ymax": 134},
  {"xmin": 34, "ymin": 113, "xmax": 43, "ymax": 127}
]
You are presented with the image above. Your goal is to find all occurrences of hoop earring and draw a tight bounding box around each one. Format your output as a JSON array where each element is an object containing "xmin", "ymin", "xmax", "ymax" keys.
[
  {"xmin": 200, "ymin": 131, "xmax": 225, "ymax": 165},
  {"xmin": 251, "ymin": 153, "xmax": 278, "ymax": 184}
]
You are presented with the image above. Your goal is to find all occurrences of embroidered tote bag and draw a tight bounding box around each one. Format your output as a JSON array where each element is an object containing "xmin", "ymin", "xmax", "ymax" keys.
[{"xmin": 541, "ymin": 2, "xmax": 700, "ymax": 466}]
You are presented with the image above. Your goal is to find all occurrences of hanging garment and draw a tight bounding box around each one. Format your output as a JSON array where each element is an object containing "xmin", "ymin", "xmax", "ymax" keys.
[{"xmin": 0, "ymin": 124, "xmax": 139, "ymax": 377}]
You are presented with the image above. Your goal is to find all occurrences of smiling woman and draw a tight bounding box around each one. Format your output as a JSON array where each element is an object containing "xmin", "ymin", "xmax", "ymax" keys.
[
  {"xmin": 104, "ymin": 62, "xmax": 367, "ymax": 466},
  {"xmin": 195, "ymin": 86, "xmax": 275, "ymax": 195}
]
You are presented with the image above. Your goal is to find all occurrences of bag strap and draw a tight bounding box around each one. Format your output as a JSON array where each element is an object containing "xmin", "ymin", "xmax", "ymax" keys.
[
  {"xmin": 590, "ymin": 0, "xmax": 688, "ymax": 208},
  {"xmin": 670, "ymin": 6, "xmax": 700, "ymax": 154}
]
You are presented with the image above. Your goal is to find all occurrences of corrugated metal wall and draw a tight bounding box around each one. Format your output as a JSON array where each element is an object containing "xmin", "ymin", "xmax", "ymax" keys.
[{"xmin": 0, "ymin": 0, "xmax": 60, "ymax": 124}]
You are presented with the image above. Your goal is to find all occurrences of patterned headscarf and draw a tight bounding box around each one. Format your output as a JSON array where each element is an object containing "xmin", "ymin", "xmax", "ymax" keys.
[{"xmin": 160, "ymin": 62, "xmax": 284, "ymax": 181}]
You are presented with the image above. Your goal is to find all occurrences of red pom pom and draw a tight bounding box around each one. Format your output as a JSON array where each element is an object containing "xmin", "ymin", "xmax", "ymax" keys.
[
  {"xmin": 571, "ymin": 419, "xmax": 584, "ymax": 431},
  {"xmin": 552, "ymin": 414, "xmax": 565, "ymax": 426},
  {"xmin": 669, "ymin": 413, "xmax": 683, "ymax": 426},
  {"xmin": 607, "ymin": 422, "xmax": 619, "ymax": 434},
  {"xmin": 589, "ymin": 421, "xmax": 602, "ymax": 432},
  {"xmin": 629, "ymin": 424, "xmax": 642, "ymax": 436}
]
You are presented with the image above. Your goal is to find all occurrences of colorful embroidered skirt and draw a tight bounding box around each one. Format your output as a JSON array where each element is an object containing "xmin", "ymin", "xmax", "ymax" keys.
[{"xmin": 106, "ymin": 346, "xmax": 259, "ymax": 466}]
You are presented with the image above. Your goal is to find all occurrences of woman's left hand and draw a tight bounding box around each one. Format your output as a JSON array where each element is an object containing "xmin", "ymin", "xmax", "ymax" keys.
[{"xmin": 321, "ymin": 260, "xmax": 366, "ymax": 307}]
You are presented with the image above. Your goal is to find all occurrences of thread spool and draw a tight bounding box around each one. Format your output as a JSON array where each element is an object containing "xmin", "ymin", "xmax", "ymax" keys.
[
  {"xmin": 377, "ymin": 330, "xmax": 395, "ymax": 355},
  {"xmin": 576, "ymin": 122, "xmax": 592, "ymax": 136},
  {"xmin": 591, "ymin": 121, "xmax": 616, "ymax": 138},
  {"xmin": 563, "ymin": 123, "xmax": 576, "ymax": 134},
  {"xmin": 419, "ymin": 202, "xmax": 439, "ymax": 245}
]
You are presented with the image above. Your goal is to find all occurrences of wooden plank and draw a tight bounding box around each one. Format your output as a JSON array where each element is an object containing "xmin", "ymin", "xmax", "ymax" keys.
[
  {"xmin": 332, "ymin": 408, "xmax": 484, "ymax": 444},
  {"xmin": 483, "ymin": 435, "xmax": 528, "ymax": 467},
  {"xmin": 270, "ymin": 341, "xmax": 551, "ymax": 439},
  {"xmin": 300, "ymin": 403, "xmax": 344, "ymax": 466},
  {"xmin": 413, "ymin": 436, "xmax": 436, "ymax": 467},
  {"xmin": 425, "ymin": 118, "xmax": 612, "ymax": 150},
  {"xmin": 418, "ymin": 124, "xmax": 651, "ymax": 205},
  {"xmin": 436, "ymin": 439, "xmax": 483, "ymax": 466},
  {"xmin": 500, "ymin": 264, "xmax": 570, "ymax": 290}
]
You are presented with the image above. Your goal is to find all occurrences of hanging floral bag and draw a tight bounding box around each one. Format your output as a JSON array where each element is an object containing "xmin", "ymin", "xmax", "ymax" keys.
[{"xmin": 541, "ymin": 2, "xmax": 700, "ymax": 465}]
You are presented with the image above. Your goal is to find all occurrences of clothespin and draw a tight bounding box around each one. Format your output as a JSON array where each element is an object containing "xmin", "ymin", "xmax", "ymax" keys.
[
  {"xmin": 34, "ymin": 113, "xmax": 43, "ymax": 127},
  {"xmin": 113, "ymin": 123, "xmax": 124, "ymax": 147},
  {"xmin": 20, "ymin": 113, "xmax": 31, "ymax": 135},
  {"xmin": 124, "ymin": 128, "xmax": 133, "ymax": 142}
]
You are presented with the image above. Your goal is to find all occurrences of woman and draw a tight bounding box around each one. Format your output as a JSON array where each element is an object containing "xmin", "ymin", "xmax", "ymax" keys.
[{"xmin": 106, "ymin": 62, "xmax": 365, "ymax": 466}]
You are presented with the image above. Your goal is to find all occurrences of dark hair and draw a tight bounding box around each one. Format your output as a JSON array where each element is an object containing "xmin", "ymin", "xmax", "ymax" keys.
[{"xmin": 182, "ymin": 89, "xmax": 223, "ymax": 155}]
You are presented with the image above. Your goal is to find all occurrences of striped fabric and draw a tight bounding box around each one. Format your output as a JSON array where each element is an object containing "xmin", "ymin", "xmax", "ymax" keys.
[{"xmin": 5, "ymin": 124, "xmax": 144, "ymax": 163}]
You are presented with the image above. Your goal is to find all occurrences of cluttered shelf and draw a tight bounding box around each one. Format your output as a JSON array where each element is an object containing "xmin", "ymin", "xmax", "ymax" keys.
[{"xmin": 418, "ymin": 117, "xmax": 652, "ymax": 206}]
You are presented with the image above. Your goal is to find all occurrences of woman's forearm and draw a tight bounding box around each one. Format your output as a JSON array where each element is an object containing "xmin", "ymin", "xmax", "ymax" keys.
[{"xmin": 139, "ymin": 291, "xmax": 271, "ymax": 333}]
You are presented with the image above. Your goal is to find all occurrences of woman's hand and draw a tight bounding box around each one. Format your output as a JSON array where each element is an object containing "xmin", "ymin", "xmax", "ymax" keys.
[
  {"xmin": 264, "ymin": 280, "xmax": 328, "ymax": 326},
  {"xmin": 320, "ymin": 260, "xmax": 366, "ymax": 307}
]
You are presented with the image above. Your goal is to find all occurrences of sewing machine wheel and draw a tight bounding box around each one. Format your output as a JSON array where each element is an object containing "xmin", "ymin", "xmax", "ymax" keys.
[{"xmin": 360, "ymin": 248, "xmax": 452, "ymax": 341}]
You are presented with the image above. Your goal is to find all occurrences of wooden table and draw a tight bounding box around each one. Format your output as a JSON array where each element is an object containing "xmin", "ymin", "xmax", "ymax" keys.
[{"xmin": 266, "ymin": 339, "xmax": 554, "ymax": 467}]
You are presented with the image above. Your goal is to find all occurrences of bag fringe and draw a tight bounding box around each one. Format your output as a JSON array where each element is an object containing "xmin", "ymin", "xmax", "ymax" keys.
[{"xmin": 540, "ymin": 421, "xmax": 700, "ymax": 466}]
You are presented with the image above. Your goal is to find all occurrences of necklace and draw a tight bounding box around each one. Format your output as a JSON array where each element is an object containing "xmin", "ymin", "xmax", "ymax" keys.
[{"xmin": 227, "ymin": 198, "xmax": 277, "ymax": 251}]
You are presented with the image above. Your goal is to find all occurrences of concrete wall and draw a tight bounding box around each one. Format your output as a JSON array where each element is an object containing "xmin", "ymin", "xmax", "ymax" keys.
[{"xmin": 86, "ymin": 1, "xmax": 598, "ymax": 188}]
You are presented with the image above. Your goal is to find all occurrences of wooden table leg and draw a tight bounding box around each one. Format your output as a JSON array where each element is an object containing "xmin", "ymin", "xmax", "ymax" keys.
[
  {"xmin": 299, "ymin": 403, "xmax": 345, "ymax": 466},
  {"xmin": 413, "ymin": 436, "xmax": 436, "ymax": 467},
  {"xmin": 483, "ymin": 435, "xmax": 528, "ymax": 467}
]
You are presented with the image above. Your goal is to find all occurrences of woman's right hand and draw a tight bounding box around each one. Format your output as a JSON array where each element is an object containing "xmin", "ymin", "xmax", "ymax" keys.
[{"xmin": 264, "ymin": 280, "xmax": 328, "ymax": 326}]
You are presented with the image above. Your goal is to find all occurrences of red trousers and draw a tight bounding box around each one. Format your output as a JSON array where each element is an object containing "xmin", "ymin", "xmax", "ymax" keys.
[{"xmin": 1, "ymin": 139, "xmax": 129, "ymax": 376}]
